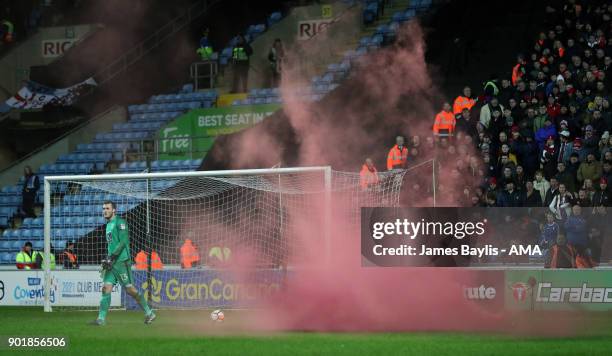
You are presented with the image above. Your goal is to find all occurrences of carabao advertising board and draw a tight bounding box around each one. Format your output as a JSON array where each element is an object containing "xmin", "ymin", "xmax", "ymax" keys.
[
  {"xmin": 0, "ymin": 270, "xmax": 121, "ymax": 307},
  {"xmin": 157, "ymin": 104, "xmax": 281, "ymax": 160},
  {"xmin": 126, "ymin": 270, "xmax": 283, "ymax": 309},
  {"xmin": 505, "ymin": 270, "xmax": 612, "ymax": 311}
]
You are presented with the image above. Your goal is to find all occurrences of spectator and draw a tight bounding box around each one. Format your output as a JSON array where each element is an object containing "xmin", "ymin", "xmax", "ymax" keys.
[
  {"xmin": 479, "ymin": 97, "xmax": 504, "ymax": 131},
  {"xmin": 15, "ymin": 241, "xmax": 35, "ymax": 270},
  {"xmin": 360, "ymin": 158, "xmax": 379, "ymax": 190},
  {"xmin": 539, "ymin": 211, "xmax": 558, "ymax": 255},
  {"xmin": 524, "ymin": 180, "xmax": 543, "ymax": 206},
  {"xmin": 575, "ymin": 188, "xmax": 592, "ymax": 207},
  {"xmin": 268, "ymin": 38, "xmax": 285, "ymax": 87},
  {"xmin": 591, "ymin": 177, "xmax": 610, "ymax": 207},
  {"xmin": 556, "ymin": 130, "xmax": 573, "ymax": 163},
  {"xmin": 533, "ymin": 170, "xmax": 550, "ymax": 203},
  {"xmin": 62, "ymin": 241, "xmax": 79, "ymax": 269},
  {"xmin": 555, "ymin": 161, "xmax": 576, "ymax": 193},
  {"xmin": 21, "ymin": 166, "xmax": 39, "ymax": 218},
  {"xmin": 432, "ymin": 102, "xmax": 456, "ymax": 137},
  {"xmin": 577, "ymin": 152, "xmax": 602, "ymax": 184},
  {"xmin": 544, "ymin": 177, "xmax": 559, "ymax": 207},
  {"xmin": 231, "ymin": 34, "xmax": 253, "ymax": 93},
  {"xmin": 564, "ymin": 205, "xmax": 588, "ymax": 251},
  {"xmin": 535, "ymin": 120, "xmax": 557, "ymax": 150},
  {"xmin": 549, "ymin": 183, "xmax": 573, "ymax": 220},
  {"xmin": 456, "ymin": 108, "xmax": 477, "ymax": 138},
  {"xmin": 497, "ymin": 181, "xmax": 523, "ymax": 207},
  {"xmin": 386, "ymin": 136, "xmax": 408, "ymax": 170},
  {"xmin": 601, "ymin": 159, "xmax": 612, "ymax": 182}
]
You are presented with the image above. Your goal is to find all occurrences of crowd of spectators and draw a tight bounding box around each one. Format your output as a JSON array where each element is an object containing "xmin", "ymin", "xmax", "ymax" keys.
[{"xmin": 361, "ymin": 1, "xmax": 611, "ymax": 267}]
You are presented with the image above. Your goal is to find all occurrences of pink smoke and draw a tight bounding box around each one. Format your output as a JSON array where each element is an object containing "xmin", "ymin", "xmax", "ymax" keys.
[{"xmin": 200, "ymin": 21, "xmax": 576, "ymax": 335}]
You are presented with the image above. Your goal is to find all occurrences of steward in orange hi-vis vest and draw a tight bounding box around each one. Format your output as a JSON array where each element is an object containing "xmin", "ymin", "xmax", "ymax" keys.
[
  {"xmin": 360, "ymin": 158, "xmax": 380, "ymax": 189},
  {"xmin": 387, "ymin": 136, "xmax": 408, "ymax": 170},
  {"xmin": 452, "ymin": 86, "xmax": 476, "ymax": 115},
  {"xmin": 433, "ymin": 103, "xmax": 456, "ymax": 136}
]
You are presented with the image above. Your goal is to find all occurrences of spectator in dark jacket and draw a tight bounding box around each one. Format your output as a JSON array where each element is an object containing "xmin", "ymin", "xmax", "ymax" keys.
[
  {"xmin": 591, "ymin": 177, "xmax": 610, "ymax": 207},
  {"xmin": 497, "ymin": 182, "xmax": 523, "ymax": 207},
  {"xmin": 555, "ymin": 161, "xmax": 576, "ymax": 193},
  {"xmin": 524, "ymin": 180, "xmax": 543, "ymax": 207},
  {"xmin": 21, "ymin": 166, "xmax": 39, "ymax": 218}
]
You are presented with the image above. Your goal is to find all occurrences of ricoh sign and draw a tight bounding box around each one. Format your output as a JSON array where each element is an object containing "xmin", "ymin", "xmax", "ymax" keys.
[{"xmin": 42, "ymin": 39, "xmax": 76, "ymax": 58}]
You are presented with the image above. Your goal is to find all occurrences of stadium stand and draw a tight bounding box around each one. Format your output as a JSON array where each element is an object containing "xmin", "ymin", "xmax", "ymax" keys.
[{"xmin": 0, "ymin": 85, "xmax": 216, "ymax": 262}]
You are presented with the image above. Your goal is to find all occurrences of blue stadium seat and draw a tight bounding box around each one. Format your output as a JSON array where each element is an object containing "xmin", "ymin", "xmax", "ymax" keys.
[
  {"xmin": 33, "ymin": 240, "xmax": 43, "ymax": 250},
  {"xmin": 11, "ymin": 240, "xmax": 23, "ymax": 249},
  {"xmin": 0, "ymin": 240, "xmax": 11, "ymax": 251},
  {"xmin": 32, "ymin": 229, "xmax": 43, "ymax": 239}
]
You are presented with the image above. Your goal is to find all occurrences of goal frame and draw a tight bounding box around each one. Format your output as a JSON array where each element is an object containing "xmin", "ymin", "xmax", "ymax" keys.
[{"xmin": 43, "ymin": 166, "xmax": 332, "ymax": 312}]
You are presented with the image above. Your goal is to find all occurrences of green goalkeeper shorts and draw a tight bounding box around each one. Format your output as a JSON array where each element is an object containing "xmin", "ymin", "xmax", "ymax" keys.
[{"xmin": 103, "ymin": 261, "xmax": 134, "ymax": 288}]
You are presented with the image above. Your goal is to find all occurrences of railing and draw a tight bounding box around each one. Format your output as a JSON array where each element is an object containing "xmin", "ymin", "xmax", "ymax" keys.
[
  {"xmin": 94, "ymin": 0, "xmax": 221, "ymax": 86},
  {"xmin": 190, "ymin": 61, "xmax": 218, "ymax": 90}
]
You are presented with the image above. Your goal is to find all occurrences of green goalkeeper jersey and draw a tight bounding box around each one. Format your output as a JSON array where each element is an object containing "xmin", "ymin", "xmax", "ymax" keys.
[{"xmin": 105, "ymin": 216, "xmax": 130, "ymax": 263}]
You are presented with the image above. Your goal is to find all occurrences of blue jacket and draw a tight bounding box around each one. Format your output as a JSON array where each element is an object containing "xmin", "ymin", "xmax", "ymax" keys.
[
  {"xmin": 540, "ymin": 222, "xmax": 559, "ymax": 248},
  {"xmin": 535, "ymin": 126, "xmax": 557, "ymax": 150},
  {"xmin": 564, "ymin": 215, "xmax": 587, "ymax": 247}
]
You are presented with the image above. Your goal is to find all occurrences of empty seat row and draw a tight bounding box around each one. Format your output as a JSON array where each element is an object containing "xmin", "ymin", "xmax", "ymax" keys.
[
  {"xmin": 21, "ymin": 217, "xmax": 44, "ymax": 228},
  {"xmin": 94, "ymin": 131, "xmax": 149, "ymax": 143},
  {"xmin": 249, "ymin": 87, "xmax": 280, "ymax": 98},
  {"xmin": 128, "ymin": 101, "xmax": 204, "ymax": 114},
  {"xmin": 0, "ymin": 252, "xmax": 17, "ymax": 263},
  {"xmin": 149, "ymin": 91, "xmax": 217, "ymax": 104},
  {"xmin": 0, "ymin": 195, "xmax": 22, "ymax": 206},
  {"xmin": 233, "ymin": 97, "xmax": 283, "ymax": 106},
  {"xmin": 50, "ymin": 203, "xmax": 133, "ymax": 217},
  {"xmin": 76, "ymin": 142, "xmax": 131, "ymax": 153},
  {"xmin": 63, "ymin": 193, "xmax": 139, "ymax": 205},
  {"xmin": 0, "ymin": 185, "xmax": 22, "ymax": 195},
  {"xmin": 151, "ymin": 159, "xmax": 202, "ymax": 172},
  {"xmin": 38, "ymin": 163, "xmax": 94, "ymax": 175},
  {"xmin": 117, "ymin": 161, "xmax": 148, "ymax": 173},
  {"xmin": 57, "ymin": 152, "xmax": 113, "ymax": 164},
  {"xmin": 0, "ymin": 240, "xmax": 68, "ymax": 252},
  {"xmin": 112, "ymin": 121, "xmax": 164, "ymax": 132},
  {"xmin": 130, "ymin": 111, "xmax": 182, "ymax": 122}
]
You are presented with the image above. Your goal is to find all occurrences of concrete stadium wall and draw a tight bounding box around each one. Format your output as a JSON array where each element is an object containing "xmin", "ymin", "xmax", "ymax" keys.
[
  {"xmin": 0, "ymin": 24, "xmax": 101, "ymax": 96},
  {"xmin": 0, "ymin": 106, "xmax": 125, "ymax": 187},
  {"xmin": 246, "ymin": 1, "xmax": 362, "ymax": 89}
]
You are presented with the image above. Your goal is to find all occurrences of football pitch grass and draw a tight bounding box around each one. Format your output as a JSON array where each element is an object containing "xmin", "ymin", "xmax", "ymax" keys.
[{"xmin": 2, "ymin": 307, "xmax": 612, "ymax": 355}]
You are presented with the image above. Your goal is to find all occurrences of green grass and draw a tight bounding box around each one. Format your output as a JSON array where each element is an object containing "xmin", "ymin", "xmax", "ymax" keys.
[{"xmin": 2, "ymin": 307, "xmax": 612, "ymax": 355}]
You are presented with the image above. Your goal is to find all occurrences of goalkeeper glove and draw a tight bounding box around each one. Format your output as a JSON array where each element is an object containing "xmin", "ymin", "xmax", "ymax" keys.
[{"xmin": 101, "ymin": 255, "xmax": 115, "ymax": 271}]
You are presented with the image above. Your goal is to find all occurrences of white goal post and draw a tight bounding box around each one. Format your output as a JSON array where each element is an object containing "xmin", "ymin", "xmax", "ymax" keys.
[{"xmin": 42, "ymin": 166, "xmax": 405, "ymax": 312}]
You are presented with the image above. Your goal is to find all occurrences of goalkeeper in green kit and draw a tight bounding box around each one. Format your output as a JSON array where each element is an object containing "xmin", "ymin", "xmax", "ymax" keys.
[{"xmin": 91, "ymin": 201, "xmax": 156, "ymax": 326}]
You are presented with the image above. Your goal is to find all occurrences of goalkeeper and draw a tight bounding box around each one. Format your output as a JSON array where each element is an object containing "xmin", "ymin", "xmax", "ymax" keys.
[{"xmin": 91, "ymin": 201, "xmax": 156, "ymax": 326}]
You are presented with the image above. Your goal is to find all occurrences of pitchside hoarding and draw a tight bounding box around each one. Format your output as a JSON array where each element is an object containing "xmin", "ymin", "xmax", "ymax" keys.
[
  {"xmin": 0, "ymin": 270, "xmax": 121, "ymax": 306},
  {"xmin": 505, "ymin": 270, "xmax": 612, "ymax": 311},
  {"xmin": 126, "ymin": 270, "xmax": 283, "ymax": 309},
  {"xmin": 157, "ymin": 104, "xmax": 281, "ymax": 160}
]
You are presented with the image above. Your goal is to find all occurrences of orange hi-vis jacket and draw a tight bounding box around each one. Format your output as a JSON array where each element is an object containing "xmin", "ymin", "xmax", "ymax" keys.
[
  {"xmin": 360, "ymin": 164, "xmax": 379, "ymax": 188},
  {"xmin": 135, "ymin": 250, "xmax": 164, "ymax": 270},
  {"xmin": 180, "ymin": 239, "xmax": 200, "ymax": 269},
  {"xmin": 432, "ymin": 110, "xmax": 456, "ymax": 135},
  {"xmin": 452, "ymin": 96, "xmax": 475, "ymax": 115},
  {"xmin": 386, "ymin": 145, "xmax": 408, "ymax": 170}
]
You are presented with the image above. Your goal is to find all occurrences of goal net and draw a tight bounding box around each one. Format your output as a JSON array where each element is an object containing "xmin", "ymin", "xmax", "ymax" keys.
[{"xmin": 42, "ymin": 167, "xmax": 406, "ymax": 311}]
